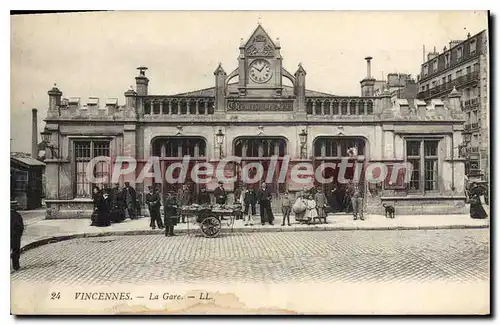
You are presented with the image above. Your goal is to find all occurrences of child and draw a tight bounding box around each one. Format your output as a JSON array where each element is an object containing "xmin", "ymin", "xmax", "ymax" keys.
[{"xmin": 281, "ymin": 190, "xmax": 292, "ymax": 226}]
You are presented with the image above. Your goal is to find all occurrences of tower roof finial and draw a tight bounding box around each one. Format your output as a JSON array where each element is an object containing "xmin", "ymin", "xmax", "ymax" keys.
[{"xmin": 258, "ymin": 16, "xmax": 262, "ymax": 25}]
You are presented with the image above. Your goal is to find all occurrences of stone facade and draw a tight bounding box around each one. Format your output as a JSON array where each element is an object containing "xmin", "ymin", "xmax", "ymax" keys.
[{"xmin": 42, "ymin": 25, "xmax": 467, "ymax": 219}]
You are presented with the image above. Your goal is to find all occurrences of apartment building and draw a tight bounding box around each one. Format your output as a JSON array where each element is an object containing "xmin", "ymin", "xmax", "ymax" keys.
[{"xmin": 417, "ymin": 30, "xmax": 489, "ymax": 182}]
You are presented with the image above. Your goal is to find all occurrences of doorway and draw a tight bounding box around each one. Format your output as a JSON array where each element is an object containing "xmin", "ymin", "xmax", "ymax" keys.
[{"xmin": 313, "ymin": 137, "xmax": 367, "ymax": 214}]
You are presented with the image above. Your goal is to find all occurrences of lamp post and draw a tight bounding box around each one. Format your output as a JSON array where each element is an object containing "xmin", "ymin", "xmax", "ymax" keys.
[
  {"xmin": 41, "ymin": 128, "xmax": 59, "ymax": 159},
  {"xmin": 216, "ymin": 129, "xmax": 225, "ymax": 159},
  {"xmin": 299, "ymin": 129, "xmax": 308, "ymax": 159}
]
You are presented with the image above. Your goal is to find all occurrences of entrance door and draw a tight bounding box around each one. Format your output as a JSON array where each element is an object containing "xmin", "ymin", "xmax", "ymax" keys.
[{"xmin": 313, "ymin": 136, "xmax": 366, "ymax": 213}]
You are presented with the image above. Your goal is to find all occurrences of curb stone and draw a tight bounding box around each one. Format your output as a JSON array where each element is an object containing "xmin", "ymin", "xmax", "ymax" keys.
[{"xmin": 20, "ymin": 224, "xmax": 489, "ymax": 253}]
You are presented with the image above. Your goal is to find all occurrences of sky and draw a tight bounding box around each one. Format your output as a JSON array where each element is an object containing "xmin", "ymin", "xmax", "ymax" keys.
[{"xmin": 10, "ymin": 10, "xmax": 488, "ymax": 153}]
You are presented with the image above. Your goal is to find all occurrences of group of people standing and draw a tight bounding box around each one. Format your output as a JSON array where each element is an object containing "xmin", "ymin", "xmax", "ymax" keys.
[
  {"xmin": 234, "ymin": 182, "xmax": 275, "ymax": 226},
  {"xmin": 91, "ymin": 182, "xmax": 139, "ymax": 227}
]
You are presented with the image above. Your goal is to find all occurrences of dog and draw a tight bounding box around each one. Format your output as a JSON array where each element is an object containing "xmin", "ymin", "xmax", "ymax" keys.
[{"xmin": 383, "ymin": 204, "xmax": 395, "ymax": 219}]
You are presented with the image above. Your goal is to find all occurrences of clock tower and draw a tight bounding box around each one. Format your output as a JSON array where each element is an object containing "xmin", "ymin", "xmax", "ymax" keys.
[{"xmin": 237, "ymin": 25, "xmax": 283, "ymax": 97}]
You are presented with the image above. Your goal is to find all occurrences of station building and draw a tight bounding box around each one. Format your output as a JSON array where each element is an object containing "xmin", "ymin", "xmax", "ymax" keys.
[{"xmin": 42, "ymin": 25, "xmax": 467, "ymax": 218}]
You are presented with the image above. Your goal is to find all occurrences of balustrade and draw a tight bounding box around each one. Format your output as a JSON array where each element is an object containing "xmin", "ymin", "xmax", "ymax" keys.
[
  {"xmin": 306, "ymin": 97, "xmax": 375, "ymax": 116},
  {"xmin": 142, "ymin": 98, "xmax": 214, "ymax": 116}
]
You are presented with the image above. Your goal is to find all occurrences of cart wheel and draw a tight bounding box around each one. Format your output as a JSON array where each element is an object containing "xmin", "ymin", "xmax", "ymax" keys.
[{"xmin": 200, "ymin": 216, "xmax": 221, "ymax": 238}]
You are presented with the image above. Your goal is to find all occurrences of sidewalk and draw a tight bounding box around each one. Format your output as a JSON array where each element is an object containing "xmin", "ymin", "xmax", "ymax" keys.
[{"xmin": 20, "ymin": 211, "xmax": 489, "ymax": 252}]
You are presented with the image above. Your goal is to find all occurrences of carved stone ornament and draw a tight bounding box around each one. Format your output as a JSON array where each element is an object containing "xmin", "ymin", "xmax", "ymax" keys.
[{"xmin": 246, "ymin": 35, "xmax": 275, "ymax": 57}]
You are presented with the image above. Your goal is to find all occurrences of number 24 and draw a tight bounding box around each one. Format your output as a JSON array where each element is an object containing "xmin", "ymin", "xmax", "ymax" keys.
[{"xmin": 50, "ymin": 292, "xmax": 61, "ymax": 300}]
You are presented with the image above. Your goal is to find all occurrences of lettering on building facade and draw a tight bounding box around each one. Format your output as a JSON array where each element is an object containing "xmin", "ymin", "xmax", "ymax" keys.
[{"xmin": 227, "ymin": 100, "xmax": 294, "ymax": 112}]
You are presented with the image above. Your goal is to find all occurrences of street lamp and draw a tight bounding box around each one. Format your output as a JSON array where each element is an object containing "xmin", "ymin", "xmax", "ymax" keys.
[
  {"xmin": 299, "ymin": 129, "xmax": 308, "ymax": 159},
  {"xmin": 41, "ymin": 128, "xmax": 59, "ymax": 159},
  {"xmin": 216, "ymin": 129, "xmax": 225, "ymax": 159}
]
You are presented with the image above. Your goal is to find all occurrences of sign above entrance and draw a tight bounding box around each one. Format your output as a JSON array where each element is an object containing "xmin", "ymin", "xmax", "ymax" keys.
[{"xmin": 227, "ymin": 100, "xmax": 293, "ymax": 112}]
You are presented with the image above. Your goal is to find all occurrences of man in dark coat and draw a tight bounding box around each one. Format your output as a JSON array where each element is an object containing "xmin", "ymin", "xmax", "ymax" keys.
[
  {"xmin": 110, "ymin": 183, "xmax": 125, "ymax": 223},
  {"xmin": 11, "ymin": 202, "xmax": 24, "ymax": 271},
  {"xmin": 243, "ymin": 185, "xmax": 257, "ymax": 226},
  {"xmin": 257, "ymin": 183, "xmax": 274, "ymax": 225},
  {"xmin": 214, "ymin": 181, "xmax": 227, "ymax": 205},
  {"xmin": 146, "ymin": 185, "xmax": 164, "ymax": 229},
  {"xmin": 347, "ymin": 181, "xmax": 364, "ymax": 221},
  {"xmin": 314, "ymin": 187, "xmax": 328, "ymax": 223},
  {"xmin": 122, "ymin": 182, "xmax": 138, "ymax": 220},
  {"xmin": 177, "ymin": 184, "xmax": 192, "ymax": 223},
  {"xmin": 164, "ymin": 192, "xmax": 178, "ymax": 237},
  {"xmin": 197, "ymin": 187, "xmax": 211, "ymax": 205}
]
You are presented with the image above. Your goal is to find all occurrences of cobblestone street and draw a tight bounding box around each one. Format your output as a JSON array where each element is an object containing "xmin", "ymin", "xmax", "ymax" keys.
[{"xmin": 11, "ymin": 229, "xmax": 489, "ymax": 285}]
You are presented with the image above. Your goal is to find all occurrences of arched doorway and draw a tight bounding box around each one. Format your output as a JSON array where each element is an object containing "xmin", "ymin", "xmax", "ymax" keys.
[
  {"xmin": 313, "ymin": 136, "xmax": 367, "ymax": 213},
  {"xmin": 233, "ymin": 137, "xmax": 288, "ymax": 195},
  {"xmin": 151, "ymin": 137, "xmax": 207, "ymax": 199}
]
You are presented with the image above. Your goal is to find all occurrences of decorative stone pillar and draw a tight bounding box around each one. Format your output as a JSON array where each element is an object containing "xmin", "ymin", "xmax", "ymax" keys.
[
  {"xmin": 195, "ymin": 100, "xmax": 200, "ymax": 115},
  {"xmin": 167, "ymin": 100, "xmax": 172, "ymax": 115},
  {"xmin": 321, "ymin": 101, "xmax": 325, "ymax": 115},
  {"xmin": 159, "ymin": 101, "xmax": 163, "ymax": 115},
  {"xmin": 204, "ymin": 101, "xmax": 208, "ymax": 115},
  {"xmin": 329, "ymin": 101, "xmax": 334, "ymax": 116},
  {"xmin": 177, "ymin": 101, "xmax": 181, "ymax": 115},
  {"xmin": 186, "ymin": 99, "xmax": 191, "ymax": 115},
  {"xmin": 312, "ymin": 101, "xmax": 316, "ymax": 115}
]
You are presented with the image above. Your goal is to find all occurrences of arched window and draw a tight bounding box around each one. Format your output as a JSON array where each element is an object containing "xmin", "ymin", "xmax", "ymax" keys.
[
  {"xmin": 151, "ymin": 137, "xmax": 207, "ymax": 158},
  {"xmin": 313, "ymin": 137, "xmax": 366, "ymax": 158},
  {"xmin": 234, "ymin": 137, "xmax": 287, "ymax": 158},
  {"xmin": 349, "ymin": 101, "xmax": 357, "ymax": 115}
]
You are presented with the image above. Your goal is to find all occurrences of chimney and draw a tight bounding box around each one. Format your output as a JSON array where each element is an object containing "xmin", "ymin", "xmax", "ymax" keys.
[
  {"xmin": 135, "ymin": 67, "xmax": 149, "ymax": 96},
  {"xmin": 32, "ymin": 108, "xmax": 38, "ymax": 159},
  {"xmin": 365, "ymin": 56, "xmax": 373, "ymax": 78}
]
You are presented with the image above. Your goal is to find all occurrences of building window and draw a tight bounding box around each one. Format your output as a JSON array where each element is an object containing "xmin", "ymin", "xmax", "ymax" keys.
[
  {"xmin": 457, "ymin": 47, "xmax": 463, "ymax": 61},
  {"xmin": 13, "ymin": 170, "xmax": 28, "ymax": 191},
  {"xmin": 447, "ymin": 74, "xmax": 452, "ymax": 83},
  {"xmin": 466, "ymin": 66, "xmax": 471, "ymax": 76},
  {"xmin": 456, "ymin": 69, "xmax": 462, "ymax": 78},
  {"xmin": 234, "ymin": 138, "xmax": 286, "ymax": 158},
  {"xmin": 433, "ymin": 59, "xmax": 438, "ymax": 71},
  {"xmin": 313, "ymin": 137, "xmax": 365, "ymax": 158},
  {"xmin": 445, "ymin": 53, "xmax": 450, "ymax": 67},
  {"xmin": 470, "ymin": 39, "xmax": 477, "ymax": 55},
  {"xmin": 423, "ymin": 64, "xmax": 428, "ymax": 76},
  {"xmin": 74, "ymin": 140, "xmax": 111, "ymax": 198},
  {"xmin": 406, "ymin": 139, "xmax": 439, "ymax": 192}
]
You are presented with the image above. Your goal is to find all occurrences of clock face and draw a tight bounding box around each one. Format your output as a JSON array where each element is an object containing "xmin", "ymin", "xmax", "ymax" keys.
[{"xmin": 249, "ymin": 59, "xmax": 272, "ymax": 83}]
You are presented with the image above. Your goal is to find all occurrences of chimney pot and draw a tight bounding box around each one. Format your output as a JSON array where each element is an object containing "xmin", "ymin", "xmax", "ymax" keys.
[{"xmin": 364, "ymin": 56, "xmax": 373, "ymax": 79}]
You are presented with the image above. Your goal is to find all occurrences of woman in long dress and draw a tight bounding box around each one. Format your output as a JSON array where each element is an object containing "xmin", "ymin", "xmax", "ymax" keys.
[
  {"xmin": 92, "ymin": 187, "xmax": 110, "ymax": 227},
  {"xmin": 469, "ymin": 183, "xmax": 488, "ymax": 219}
]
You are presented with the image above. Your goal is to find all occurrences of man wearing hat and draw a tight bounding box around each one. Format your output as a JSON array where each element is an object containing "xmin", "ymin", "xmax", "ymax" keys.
[
  {"xmin": 122, "ymin": 182, "xmax": 138, "ymax": 220},
  {"xmin": 146, "ymin": 185, "xmax": 164, "ymax": 230},
  {"xmin": 214, "ymin": 181, "xmax": 227, "ymax": 205},
  {"xmin": 11, "ymin": 202, "xmax": 24, "ymax": 271},
  {"xmin": 163, "ymin": 192, "xmax": 178, "ymax": 237}
]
